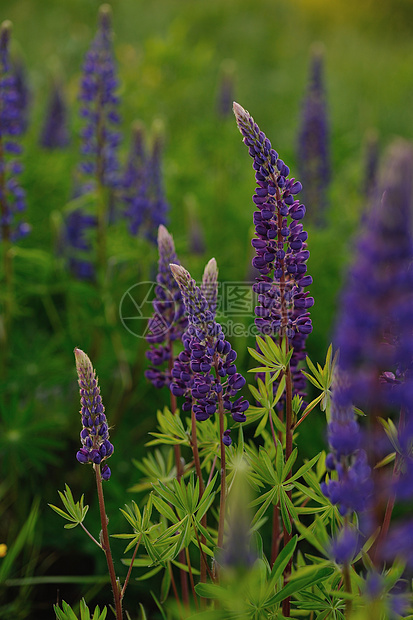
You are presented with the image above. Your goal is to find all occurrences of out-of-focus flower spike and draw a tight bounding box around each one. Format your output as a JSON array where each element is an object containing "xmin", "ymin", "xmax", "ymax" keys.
[
  {"xmin": 13, "ymin": 57, "xmax": 30, "ymax": 133},
  {"xmin": 74, "ymin": 348, "xmax": 114, "ymax": 477},
  {"xmin": 216, "ymin": 59, "xmax": 236, "ymax": 118},
  {"xmin": 0, "ymin": 20, "xmax": 29, "ymax": 244},
  {"xmin": 297, "ymin": 43, "xmax": 330, "ymax": 225},
  {"xmin": 40, "ymin": 80, "xmax": 70, "ymax": 149}
]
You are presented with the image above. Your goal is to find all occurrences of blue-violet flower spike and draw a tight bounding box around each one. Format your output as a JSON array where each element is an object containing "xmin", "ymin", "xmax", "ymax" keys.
[
  {"xmin": 145, "ymin": 225, "xmax": 188, "ymax": 389},
  {"xmin": 170, "ymin": 263, "xmax": 249, "ymax": 424},
  {"xmin": 74, "ymin": 348, "xmax": 114, "ymax": 478},
  {"xmin": 0, "ymin": 21, "xmax": 30, "ymax": 243}
]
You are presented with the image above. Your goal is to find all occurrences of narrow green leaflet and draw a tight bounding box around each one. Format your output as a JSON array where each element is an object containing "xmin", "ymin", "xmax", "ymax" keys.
[
  {"xmin": 265, "ymin": 566, "xmax": 334, "ymax": 606},
  {"xmin": 49, "ymin": 485, "xmax": 88, "ymax": 530}
]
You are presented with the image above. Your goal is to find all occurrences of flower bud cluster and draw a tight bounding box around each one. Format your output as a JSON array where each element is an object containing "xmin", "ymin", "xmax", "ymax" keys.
[
  {"xmin": 0, "ymin": 21, "xmax": 30, "ymax": 242},
  {"xmin": 145, "ymin": 226, "xmax": 187, "ymax": 389},
  {"xmin": 74, "ymin": 348, "xmax": 113, "ymax": 480},
  {"xmin": 170, "ymin": 263, "xmax": 249, "ymax": 424}
]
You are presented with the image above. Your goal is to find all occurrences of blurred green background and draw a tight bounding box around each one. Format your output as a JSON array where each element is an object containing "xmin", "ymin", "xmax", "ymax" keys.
[{"xmin": 1, "ymin": 0, "xmax": 413, "ymax": 617}]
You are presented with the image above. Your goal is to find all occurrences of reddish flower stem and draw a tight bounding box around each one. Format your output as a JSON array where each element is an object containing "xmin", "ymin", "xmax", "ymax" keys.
[{"xmin": 94, "ymin": 464, "xmax": 123, "ymax": 620}]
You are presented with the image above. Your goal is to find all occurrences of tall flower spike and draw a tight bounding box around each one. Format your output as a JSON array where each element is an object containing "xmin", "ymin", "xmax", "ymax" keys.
[
  {"xmin": 0, "ymin": 21, "xmax": 30, "ymax": 243},
  {"xmin": 123, "ymin": 121, "xmax": 149, "ymax": 236},
  {"xmin": 74, "ymin": 348, "xmax": 113, "ymax": 480},
  {"xmin": 66, "ymin": 4, "xmax": 121, "ymax": 278},
  {"xmin": 40, "ymin": 81, "xmax": 70, "ymax": 149},
  {"xmin": 334, "ymin": 139, "xmax": 413, "ymax": 413},
  {"xmin": 78, "ymin": 4, "xmax": 121, "ymax": 190},
  {"xmin": 329, "ymin": 141, "xmax": 413, "ymax": 569},
  {"xmin": 145, "ymin": 225, "xmax": 188, "ymax": 389},
  {"xmin": 125, "ymin": 123, "xmax": 169, "ymax": 242},
  {"xmin": 234, "ymin": 101, "xmax": 313, "ymax": 400},
  {"xmin": 170, "ymin": 263, "xmax": 249, "ymax": 424},
  {"xmin": 297, "ymin": 44, "xmax": 330, "ymax": 224}
]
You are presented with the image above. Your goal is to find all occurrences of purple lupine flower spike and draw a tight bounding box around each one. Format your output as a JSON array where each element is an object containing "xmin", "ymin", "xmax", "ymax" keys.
[
  {"xmin": 145, "ymin": 126, "xmax": 169, "ymax": 242},
  {"xmin": 145, "ymin": 225, "xmax": 188, "ymax": 389},
  {"xmin": 126, "ymin": 123, "xmax": 169, "ymax": 242},
  {"xmin": 234, "ymin": 101, "xmax": 312, "ymax": 401},
  {"xmin": 123, "ymin": 121, "xmax": 147, "ymax": 235},
  {"xmin": 335, "ymin": 140, "xmax": 413, "ymax": 413},
  {"xmin": 65, "ymin": 4, "xmax": 121, "ymax": 278},
  {"xmin": 40, "ymin": 81, "xmax": 70, "ymax": 149},
  {"xmin": 170, "ymin": 263, "xmax": 249, "ymax": 424},
  {"xmin": 327, "ymin": 141, "xmax": 413, "ymax": 568},
  {"xmin": 0, "ymin": 21, "xmax": 30, "ymax": 244},
  {"xmin": 74, "ymin": 348, "xmax": 114, "ymax": 479},
  {"xmin": 297, "ymin": 44, "xmax": 330, "ymax": 224},
  {"xmin": 201, "ymin": 258, "xmax": 218, "ymax": 319},
  {"xmin": 78, "ymin": 4, "xmax": 121, "ymax": 190}
]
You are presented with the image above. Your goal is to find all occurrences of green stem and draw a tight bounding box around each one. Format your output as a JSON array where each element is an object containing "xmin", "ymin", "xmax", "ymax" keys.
[
  {"xmin": 191, "ymin": 401, "xmax": 207, "ymax": 586},
  {"xmin": 185, "ymin": 547, "xmax": 199, "ymax": 610},
  {"xmin": 80, "ymin": 522, "xmax": 102, "ymax": 549},
  {"xmin": 0, "ymin": 133, "xmax": 13, "ymax": 370},
  {"xmin": 94, "ymin": 464, "xmax": 123, "ymax": 620},
  {"xmin": 282, "ymin": 365, "xmax": 294, "ymax": 618}
]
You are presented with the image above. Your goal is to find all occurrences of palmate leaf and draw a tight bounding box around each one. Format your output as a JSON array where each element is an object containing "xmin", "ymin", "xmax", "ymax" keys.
[
  {"xmin": 49, "ymin": 485, "xmax": 88, "ymax": 529},
  {"xmin": 146, "ymin": 407, "xmax": 190, "ymax": 447},
  {"xmin": 130, "ymin": 449, "xmax": 176, "ymax": 493}
]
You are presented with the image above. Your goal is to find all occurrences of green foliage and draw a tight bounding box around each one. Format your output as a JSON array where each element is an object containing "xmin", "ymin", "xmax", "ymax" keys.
[
  {"xmin": 0, "ymin": 396, "xmax": 64, "ymax": 479},
  {"xmin": 54, "ymin": 598, "xmax": 107, "ymax": 620},
  {"xmin": 49, "ymin": 485, "xmax": 89, "ymax": 530}
]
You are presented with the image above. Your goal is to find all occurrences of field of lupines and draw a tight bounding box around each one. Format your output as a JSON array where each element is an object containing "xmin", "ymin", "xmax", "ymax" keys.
[{"xmin": 1, "ymin": 0, "xmax": 413, "ymax": 618}]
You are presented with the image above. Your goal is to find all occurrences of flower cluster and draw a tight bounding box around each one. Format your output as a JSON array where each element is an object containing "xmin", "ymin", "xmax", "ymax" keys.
[
  {"xmin": 334, "ymin": 140, "xmax": 413, "ymax": 415},
  {"xmin": 145, "ymin": 225, "xmax": 188, "ymax": 389},
  {"xmin": 170, "ymin": 263, "xmax": 249, "ymax": 425},
  {"xmin": 297, "ymin": 45, "xmax": 330, "ymax": 223},
  {"xmin": 125, "ymin": 125, "xmax": 169, "ymax": 243},
  {"xmin": 74, "ymin": 348, "xmax": 113, "ymax": 480},
  {"xmin": 0, "ymin": 20, "xmax": 29, "ymax": 243},
  {"xmin": 64, "ymin": 208, "xmax": 97, "ymax": 280},
  {"xmin": 123, "ymin": 121, "xmax": 147, "ymax": 235},
  {"xmin": 78, "ymin": 4, "xmax": 121, "ymax": 189},
  {"xmin": 40, "ymin": 81, "xmax": 70, "ymax": 149},
  {"xmin": 321, "ymin": 371, "xmax": 372, "ymax": 516},
  {"xmin": 234, "ymin": 101, "xmax": 313, "ymax": 399}
]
